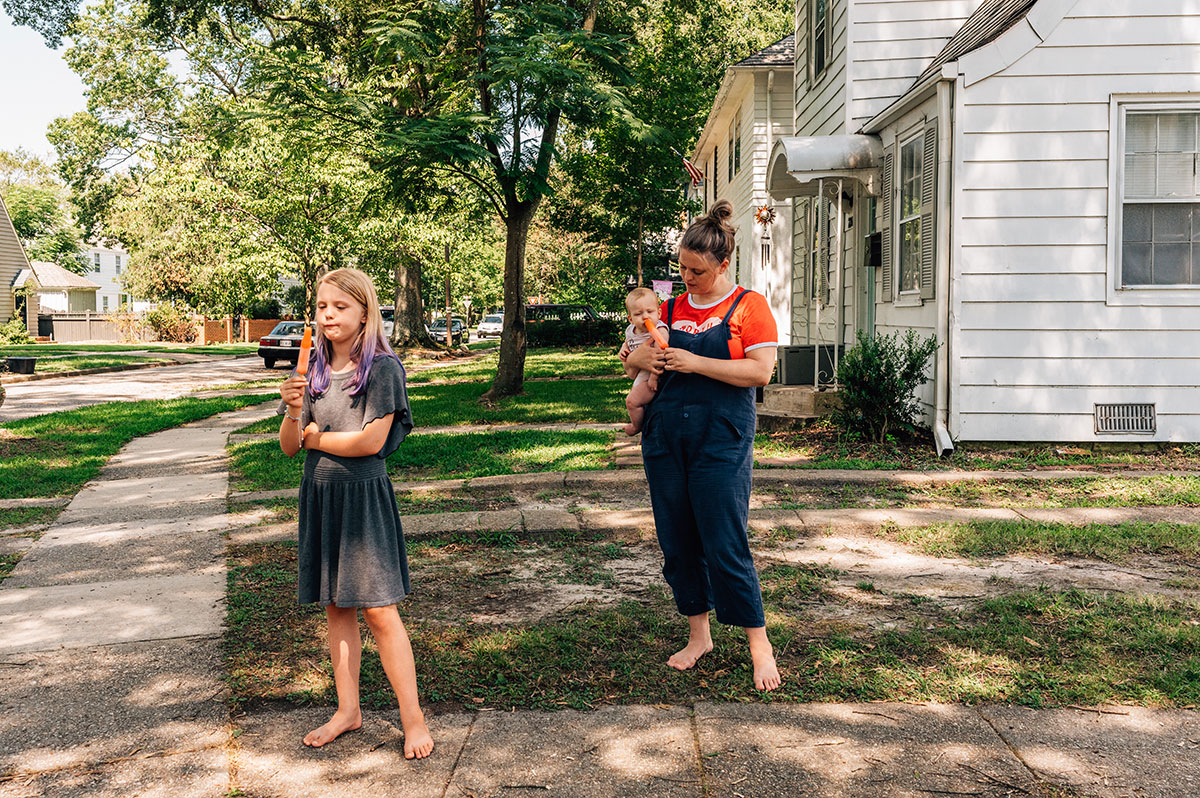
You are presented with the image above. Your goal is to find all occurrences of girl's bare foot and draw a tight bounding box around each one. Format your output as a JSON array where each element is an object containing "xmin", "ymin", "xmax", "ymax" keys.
[
  {"xmin": 403, "ymin": 719, "xmax": 435, "ymax": 760},
  {"xmin": 302, "ymin": 708, "xmax": 362, "ymax": 747},
  {"xmin": 750, "ymin": 638, "xmax": 781, "ymax": 691},
  {"xmin": 667, "ymin": 637, "xmax": 713, "ymax": 670}
]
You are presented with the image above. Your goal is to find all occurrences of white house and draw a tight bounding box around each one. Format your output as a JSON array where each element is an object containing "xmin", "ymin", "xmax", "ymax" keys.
[
  {"xmin": 688, "ymin": 35, "xmax": 796, "ymax": 343},
  {"xmin": 0, "ymin": 193, "xmax": 30, "ymax": 326},
  {"xmin": 13, "ymin": 261, "xmax": 101, "ymax": 313},
  {"xmin": 702, "ymin": 0, "xmax": 1200, "ymax": 445},
  {"xmin": 84, "ymin": 242, "xmax": 152, "ymax": 312}
]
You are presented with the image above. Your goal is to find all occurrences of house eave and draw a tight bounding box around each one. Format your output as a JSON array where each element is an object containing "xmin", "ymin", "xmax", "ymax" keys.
[{"xmin": 861, "ymin": 68, "xmax": 949, "ymax": 135}]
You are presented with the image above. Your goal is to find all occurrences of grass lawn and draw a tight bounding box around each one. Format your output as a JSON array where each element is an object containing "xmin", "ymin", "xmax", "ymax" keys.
[
  {"xmin": 0, "ymin": 343, "xmax": 258, "ymax": 356},
  {"xmin": 407, "ymin": 346, "xmax": 622, "ymax": 384},
  {"xmin": 28, "ymin": 355, "xmax": 170, "ymax": 373},
  {"xmin": 0, "ymin": 394, "xmax": 275, "ymax": 499},
  {"xmin": 224, "ymin": 539, "xmax": 1200, "ymax": 711},
  {"xmin": 228, "ymin": 429, "xmax": 614, "ymax": 491},
  {"xmin": 882, "ymin": 520, "xmax": 1200, "ymax": 564},
  {"xmin": 0, "ymin": 506, "xmax": 60, "ymax": 530}
]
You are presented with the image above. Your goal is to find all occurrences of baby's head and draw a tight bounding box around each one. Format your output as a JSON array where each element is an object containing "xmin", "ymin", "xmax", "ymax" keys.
[{"xmin": 625, "ymin": 287, "xmax": 660, "ymax": 328}]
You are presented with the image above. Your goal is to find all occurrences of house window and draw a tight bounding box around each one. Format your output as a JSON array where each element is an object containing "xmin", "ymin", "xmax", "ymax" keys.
[
  {"xmin": 102, "ymin": 295, "xmax": 109, "ymax": 312},
  {"xmin": 728, "ymin": 126, "xmax": 734, "ymax": 183},
  {"xmin": 93, "ymin": 253, "xmax": 101, "ymax": 272},
  {"xmin": 810, "ymin": 0, "xmax": 832, "ymax": 81},
  {"xmin": 1121, "ymin": 110, "xmax": 1200, "ymax": 287},
  {"xmin": 897, "ymin": 135, "xmax": 923, "ymax": 293},
  {"xmin": 114, "ymin": 255, "xmax": 121, "ymax": 274},
  {"xmin": 713, "ymin": 144, "xmax": 719, "ymax": 196},
  {"xmin": 734, "ymin": 110, "xmax": 742, "ymax": 175}
]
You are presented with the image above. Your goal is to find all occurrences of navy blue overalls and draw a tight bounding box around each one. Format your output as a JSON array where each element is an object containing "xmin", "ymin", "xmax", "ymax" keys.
[{"xmin": 641, "ymin": 289, "xmax": 765, "ymax": 629}]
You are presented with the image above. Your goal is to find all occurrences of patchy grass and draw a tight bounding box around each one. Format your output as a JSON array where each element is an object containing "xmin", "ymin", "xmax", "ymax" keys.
[
  {"xmin": 224, "ymin": 541, "xmax": 1200, "ymax": 710},
  {"xmin": 0, "ymin": 552, "xmax": 22, "ymax": 582},
  {"xmin": 407, "ymin": 346, "xmax": 622, "ymax": 384},
  {"xmin": 29, "ymin": 355, "xmax": 170, "ymax": 373},
  {"xmin": 756, "ymin": 423, "xmax": 1200, "ymax": 472},
  {"xmin": 884, "ymin": 520, "xmax": 1200, "ymax": 564},
  {"xmin": 0, "ymin": 343, "xmax": 258, "ymax": 356},
  {"xmin": 0, "ymin": 506, "xmax": 60, "ymax": 530},
  {"xmin": 0, "ymin": 394, "xmax": 275, "ymax": 499},
  {"xmin": 227, "ymin": 429, "xmax": 614, "ymax": 491},
  {"xmin": 228, "ymin": 493, "xmax": 517, "ymax": 522}
]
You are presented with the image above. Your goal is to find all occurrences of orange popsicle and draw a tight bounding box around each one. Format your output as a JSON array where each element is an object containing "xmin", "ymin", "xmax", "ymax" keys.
[
  {"xmin": 643, "ymin": 318, "xmax": 668, "ymax": 350},
  {"xmin": 295, "ymin": 325, "xmax": 313, "ymax": 375}
]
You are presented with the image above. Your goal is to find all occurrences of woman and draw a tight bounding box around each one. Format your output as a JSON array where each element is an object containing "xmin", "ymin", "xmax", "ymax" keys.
[{"xmin": 623, "ymin": 199, "xmax": 781, "ymax": 691}]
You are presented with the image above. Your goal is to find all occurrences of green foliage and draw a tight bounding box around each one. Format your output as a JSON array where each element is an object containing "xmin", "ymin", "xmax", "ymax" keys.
[
  {"xmin": 0, "ymin": 173, "xmax": 86, "ymax": 272},
  {"xmin": 835, "ymin": 329, "xmax": 940, "ymax": 443},
  {"xmin": 0, "ymin": 318, "xmax": 33, "ymax": 346},
  {"xmin": 142, "ymin": 304, "xmax": 197, "ymax": 343},
  {"xmin": 246, "ymin": 297, "xmax": 281, "ymax": 320}
]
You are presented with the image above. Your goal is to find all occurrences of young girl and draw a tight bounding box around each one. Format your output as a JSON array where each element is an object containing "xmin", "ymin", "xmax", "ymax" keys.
[{"xmin": 278, "ymin": 267, "xmax": 434, "ymax": 760}]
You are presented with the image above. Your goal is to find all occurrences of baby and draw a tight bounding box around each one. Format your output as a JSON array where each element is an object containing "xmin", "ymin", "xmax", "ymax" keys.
[{"xmin": 622, "ymin": 287, "xmax": 670, "ymax": 436}]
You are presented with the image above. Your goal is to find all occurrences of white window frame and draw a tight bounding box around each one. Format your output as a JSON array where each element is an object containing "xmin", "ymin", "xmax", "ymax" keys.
[
  {"xmin": 93, "ymin": 253, "xmax": 101, "ymax": 272},
  {"xmin": 809, "ymin": 0, "xmax": 833, "ymax": 84},
  {"xmin": 1107, "ymin": 94, "xmax": 1200, "ymax": 307},
  {"xmin": 896, "ymin": 130, "xmax": 923, "ymax": 298}
]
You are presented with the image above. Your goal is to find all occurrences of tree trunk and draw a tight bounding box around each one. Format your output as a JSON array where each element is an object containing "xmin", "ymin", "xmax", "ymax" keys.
[
  {"xmin": 636, "ymin": 213, "xmax": 644, "ymax": 286},
  {"xmin": 391, "ymin": 247, "xmax": 437, "ymax": 347},
  {"xmin": 483, "ymin": 199, "xmax": 536, "ymax": 400}
]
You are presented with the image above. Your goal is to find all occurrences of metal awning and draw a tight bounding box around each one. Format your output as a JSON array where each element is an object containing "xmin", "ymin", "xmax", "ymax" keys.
[{"xmin": 766, "ymin": 135, "xmax": 884, "ymax": 199}]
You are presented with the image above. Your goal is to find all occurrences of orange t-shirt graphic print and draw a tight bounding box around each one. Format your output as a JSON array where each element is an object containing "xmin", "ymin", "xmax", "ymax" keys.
[{"xmin": 660, "ymin": 288, "xmax": 778, "ymax": 360}]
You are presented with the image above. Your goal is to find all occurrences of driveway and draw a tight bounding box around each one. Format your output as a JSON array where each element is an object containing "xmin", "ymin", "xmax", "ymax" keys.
[{"xmin": 0, "ymin": 357, "xmax": 276, "ymax": 422}]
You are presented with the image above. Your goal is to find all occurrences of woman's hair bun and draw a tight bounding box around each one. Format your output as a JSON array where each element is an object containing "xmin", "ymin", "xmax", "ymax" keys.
[
  {"xmin": 680, "ymin": 199, "xmax": 737, "ymax": 264},
  {"xmin": 707, "ymin": 199, "xmax": 734, "ymax": 226}
]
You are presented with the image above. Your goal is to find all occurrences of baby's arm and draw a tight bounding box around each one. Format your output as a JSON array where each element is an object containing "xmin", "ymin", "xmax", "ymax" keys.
[{"xmin": 302, "ymin": 414, "xmax": 394, "ymax": 457}]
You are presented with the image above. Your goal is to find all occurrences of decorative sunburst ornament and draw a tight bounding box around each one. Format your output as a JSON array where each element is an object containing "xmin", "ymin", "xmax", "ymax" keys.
[{"xmin": 754, "ymin": 204, "xmax": 776, "ymax": 226}]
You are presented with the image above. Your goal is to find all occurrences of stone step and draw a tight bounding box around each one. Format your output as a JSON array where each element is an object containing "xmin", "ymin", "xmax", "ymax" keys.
[{"xmin": 759, "ymin": 384, "xmax": 841, "ymax": 417}]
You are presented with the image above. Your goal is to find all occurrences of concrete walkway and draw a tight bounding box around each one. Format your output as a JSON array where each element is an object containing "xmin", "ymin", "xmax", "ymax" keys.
[{"xmin": 2, "ymin": 405, "xmax": 1197, "ymax": 796}]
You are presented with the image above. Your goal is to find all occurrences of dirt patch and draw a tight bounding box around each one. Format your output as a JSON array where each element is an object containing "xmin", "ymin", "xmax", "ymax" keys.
[{"xmin": 0, "ymin": 429, "xmax": 68, "ymax": 458}]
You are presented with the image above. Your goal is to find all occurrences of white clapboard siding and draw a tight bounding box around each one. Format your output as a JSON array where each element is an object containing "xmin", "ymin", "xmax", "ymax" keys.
[
  {"xmin": 957, "ymin": 273, "xmax": 1108, "ymax": 303},
  {"xmin": 958, "ymin": 330, "xmax": 1200, "ymax": 360},
  {"xmin": 959, "ymin": 357, "xmax": 1200, "ymax": 388},
  {"xmin": 797, "ymin": 0, "xmax": 848, "ymax": 135},
  {"xmin": 959, "ymin": 244, "xmax": 1107, "ymax": 274},
  {"xmin": 848, "ymin": 1, "xmax": 981, "ymax": 127},
  {"xmin": 0, "ymin": 196, "xmax": 29, "ymax": 324},
  {"xmin": 957, "ymin": 413, "xmax": 1200, "ymax": 443},
  {"xmin": 946, "ymin": 0, "xmax": 1200, "ymax": 441},
  {"xmin": 959, "ymin": 301, "xmax": 1200, "ymax": 331}
]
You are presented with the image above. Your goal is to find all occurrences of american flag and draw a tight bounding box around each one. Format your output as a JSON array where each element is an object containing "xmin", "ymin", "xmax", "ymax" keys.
[{"xmin": 681, "ymin": 155, "xmax": 704, "ymax": 187}]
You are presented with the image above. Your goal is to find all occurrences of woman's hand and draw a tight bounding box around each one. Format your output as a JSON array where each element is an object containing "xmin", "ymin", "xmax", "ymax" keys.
[
  {"xmin": 302, "ymin": 422, "xmax": 320, "ymax": 450},
  {"xmin": 626, "ymin": 343, "xmax": 666, "ymax": 374},
  {"xmin": 663, "ymin": 346, "xmax": 701, "ymax": 374},
  {"xmin": 280, "ymin": 375, "xmax": 307, "ymax": 410}
]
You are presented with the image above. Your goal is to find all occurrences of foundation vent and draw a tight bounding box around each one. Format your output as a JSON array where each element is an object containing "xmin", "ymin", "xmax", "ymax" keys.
[{"xmin": 1095, "ymin": 403, "xmax": 1156, "ymax": 435}]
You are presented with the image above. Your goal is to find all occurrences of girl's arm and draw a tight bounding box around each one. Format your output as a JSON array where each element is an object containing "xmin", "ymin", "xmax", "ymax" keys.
[
  {"xmin": 279, "ymin": 375, "xmax": 306, "ymax": 457},
  {"xmin": 302, "ymin": 413, "xmax": 394, "ymax": 458},
  {"xmin": 662, "ymin": 346, "xmax": 775, "ymax": 388}
]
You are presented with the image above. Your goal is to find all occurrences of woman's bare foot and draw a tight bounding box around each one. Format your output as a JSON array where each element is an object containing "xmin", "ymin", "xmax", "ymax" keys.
[
  {"xmin": 667, "ymin": 637, "xmax": 713, "ymax": 670},
  {"xmin": 749, "ymin": 637, "xmax": 781, "ymax": 691},
  {"xmin": 403, "ymin": 719, "xmax": 435, "ymax": 760},
  {"xmin": 303, "ymin": 708, "xmax": 362, "ymax": 747}
]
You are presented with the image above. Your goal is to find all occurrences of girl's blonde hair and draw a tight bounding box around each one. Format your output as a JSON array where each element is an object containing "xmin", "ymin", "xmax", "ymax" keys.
[{"xmin": 308, "ymin": 267, "xmax": 398, "ymax": 396}]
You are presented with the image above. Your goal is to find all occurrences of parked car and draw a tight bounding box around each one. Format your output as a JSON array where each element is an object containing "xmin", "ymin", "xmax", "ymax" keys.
[
  {"xmin": 476, "ymin": 313, "xmax": 504, "ymax": 338},
  {"xmin": 258, "ymin": 321, "xmax": 306, "ymax": 369},
  {"xmin": 429, "ymin": 317, "xmax": 466, "ymax": 345},
  {"xmin": 381, "ymin": 306, "xmax": 394, "ymax": 337}
]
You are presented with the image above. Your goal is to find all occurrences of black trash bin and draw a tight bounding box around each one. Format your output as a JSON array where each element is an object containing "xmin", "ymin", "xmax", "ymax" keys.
[{"xmin": 6, "ymin": 357, "xmax": 36, "ymax": 375}]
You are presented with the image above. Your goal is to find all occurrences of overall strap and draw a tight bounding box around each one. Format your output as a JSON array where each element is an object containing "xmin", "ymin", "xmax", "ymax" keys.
[
  {"xmin": 721, "ymin": 288, "xmax": 750, "ymax": 325},
  {"xmin": 666, "ymin": 296, "xmax": 678, "ymax": 326}
]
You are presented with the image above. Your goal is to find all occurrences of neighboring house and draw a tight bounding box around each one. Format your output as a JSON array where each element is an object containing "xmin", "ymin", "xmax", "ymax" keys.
[
  {"xmin": 84, "ymin": 242, "xmax": 152, "ymax": 312},
  {"xmin": 13, "ymin": 261, "xmax": 101, "ymax": 313},
  {"xmin": 688, "ymin": 34, "xmax": 796, "ymax": 342},
  {"xmin": 0, "ymin": 193, "xmax": 31, "ymax": 326},
  {"xmin": 733, "ymin": 0, "xmax": 1200, "ymax": 444}
]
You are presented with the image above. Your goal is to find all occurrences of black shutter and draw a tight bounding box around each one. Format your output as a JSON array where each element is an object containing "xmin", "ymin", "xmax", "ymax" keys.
[
  {"xmin": 880, "ymin": 145, "xmax": 895, "ymax": 302},
  {"xmin": 920, "ymin": 121, "xmax": 938, "ymax": 300}
]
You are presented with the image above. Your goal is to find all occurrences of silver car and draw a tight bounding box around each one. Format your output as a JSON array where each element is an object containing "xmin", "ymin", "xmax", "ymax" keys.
[{"xmin": 477, "ymin": 313, "xmax": 504, "ymax": 338}]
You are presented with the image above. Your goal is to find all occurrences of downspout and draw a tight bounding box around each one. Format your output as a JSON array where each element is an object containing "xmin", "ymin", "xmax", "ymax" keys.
[{"xmin": 933, "ymin": 77, "xmax": 955, "ymax": 456}]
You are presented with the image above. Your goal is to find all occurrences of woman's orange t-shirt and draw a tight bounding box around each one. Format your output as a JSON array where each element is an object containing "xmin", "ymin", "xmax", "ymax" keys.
[{"xmin": 659, "ymin": 287, "xmax": 778, "ymax": 359}]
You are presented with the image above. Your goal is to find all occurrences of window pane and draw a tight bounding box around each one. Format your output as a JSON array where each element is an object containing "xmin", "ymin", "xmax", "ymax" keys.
[
  {"xmin": 1157, "ymin": 113, "xmax": 1196, "ymax": 152},
  {"xmin": 1124, "ymin": 154, "xmax": 1156, "ymax": 198},
  {"xmin": 1123, "ymin": 242, "xmax": 1153, "ymax": 285},
  {"xmin": 1154, "ymin": 243, "xmax": 1191, "ymax": 284},
  {"xmin": 1192, "ymin": 245, "xmax": 1200, "ymax": 283},
  {"xmin": 899, "ymin": 219, "xmax": 920, "ymax": 292},
  {"xmin": 899, "ymin": 138, "xmax": 922, "ymax": 218},
  {"xmin": 1153, "ymin": 204, "xmax": 1191, "ymax": 242},
  {"xmin": 1124, "ymin": 204, "xmax": 1153, "ymax": 242},
  {"xmin": 1157, "ymin": 153, "xmax": 1196, "ymax": 197},
  {"xmin": 1126, "ymin": 114, "xmax": 1156, "ymax": 153}
]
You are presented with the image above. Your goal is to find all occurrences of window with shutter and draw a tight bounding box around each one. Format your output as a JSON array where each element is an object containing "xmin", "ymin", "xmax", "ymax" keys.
[
  {"xmin": 920, "ymin": 121, "xmax": 938, "ymax": 300},
  {"xmin": 880, "ymin": 146, "xmax": 895, "ymax": 301},
  {"xmin": 897, "ymin": 135, "xmax": 922, "ymax": 295}
]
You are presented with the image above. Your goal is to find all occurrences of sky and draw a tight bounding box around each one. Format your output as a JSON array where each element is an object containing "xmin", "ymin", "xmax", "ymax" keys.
[{"xmin": 0, "ymin": 9, "xmax": 87, "ymax": 160}]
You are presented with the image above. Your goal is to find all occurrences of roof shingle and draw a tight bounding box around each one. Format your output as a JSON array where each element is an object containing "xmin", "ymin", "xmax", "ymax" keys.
[
  {"xmin": 734, "ymin": 33, "xmax": 795, "ymax": 69},
  {"xmin": 915, "ymin": 0, "xmax": 1039, "ymax": 85}
]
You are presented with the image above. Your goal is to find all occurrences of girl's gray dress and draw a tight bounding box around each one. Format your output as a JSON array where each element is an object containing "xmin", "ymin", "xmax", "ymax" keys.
[{"xmin": 282, "ymin": 355, "xmax": 413, "ymax": 607}]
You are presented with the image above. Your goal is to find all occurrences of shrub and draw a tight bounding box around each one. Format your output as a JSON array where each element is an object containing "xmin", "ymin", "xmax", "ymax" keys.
[
  {"xmin": 0, "ymin": 318, "xmax": 32, "ymax": 346},
  {"xmin": 526, "ymin": 318, "xmax": 624, "ymax": 348},
  {"xmin": 143, "ymin": 305, "xmax": 197, "ymax": 343},
  {"xmin": 247, "ymin": 297, "xmax": 281, "ymax": 320},
  {"xmin": 834, "ymin": 328, "xmax": 939, "ymax": 442}
]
